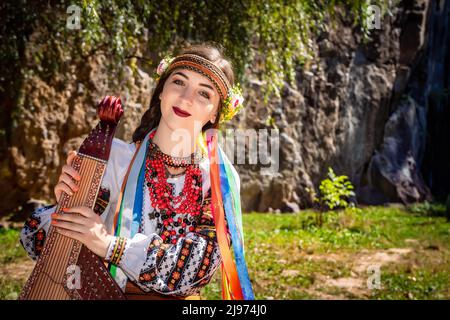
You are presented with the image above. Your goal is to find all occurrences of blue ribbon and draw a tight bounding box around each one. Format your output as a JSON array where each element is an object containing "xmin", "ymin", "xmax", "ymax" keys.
[{"xmin": 131, "ymin": 154, "xmax": 147, "ymax": 237}]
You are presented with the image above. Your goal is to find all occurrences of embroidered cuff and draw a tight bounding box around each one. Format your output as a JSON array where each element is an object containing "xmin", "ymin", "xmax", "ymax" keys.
[{"xmin": 106, "ymin": 236, "xmax": 127, "ymax": 266}]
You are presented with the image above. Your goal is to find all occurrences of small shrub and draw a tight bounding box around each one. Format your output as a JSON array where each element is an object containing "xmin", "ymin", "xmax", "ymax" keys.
[{"xmin": 306, "ymin": 167, "xmax": 357, "ymax": 227}]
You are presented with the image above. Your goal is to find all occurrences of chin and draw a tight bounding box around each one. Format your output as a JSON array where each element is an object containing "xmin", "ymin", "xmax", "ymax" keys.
[{"xmin": 162, "ymin": 113, "xmax": 191, "ymax": 132}]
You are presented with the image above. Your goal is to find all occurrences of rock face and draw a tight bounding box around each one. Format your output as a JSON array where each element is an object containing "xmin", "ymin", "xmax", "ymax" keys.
[
  {"xmin": 238, "ymin": 0, "xmax": 445, "ymax": 211},
  {"xmin": 360, "ymin": 97, "xmax": 431, "ymax": 204},
  {"xmin": 0, "ymin": 1, "xmax": 448, "ymax": 218},
  {"xmin": 359, "ymin": 0, "xmax": 450, "ymax": 205}
]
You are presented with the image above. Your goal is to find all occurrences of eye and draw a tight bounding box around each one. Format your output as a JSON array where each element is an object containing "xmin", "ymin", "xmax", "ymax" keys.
[
  {"xmin": 200, "ymin": 91, "xmax": 210, "ymax": 99},
  {"xmin": 173, "ymin": 79, "xmax": 184, "ymax": 85}
]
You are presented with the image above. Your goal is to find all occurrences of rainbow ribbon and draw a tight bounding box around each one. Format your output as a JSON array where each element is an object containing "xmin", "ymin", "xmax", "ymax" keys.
[{"xmin": 205, "ymin": 130, "xmax": 254, "ymax": 300}]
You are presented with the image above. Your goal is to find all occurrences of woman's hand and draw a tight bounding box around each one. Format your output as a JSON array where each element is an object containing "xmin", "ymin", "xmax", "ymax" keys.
[
  {"xmin": 54, "ymin": 150, "xmax": 81, "ymax": 203},
  {"xmin": 51, "ymin": 206, "xmax": 114, "ymax": 259}
]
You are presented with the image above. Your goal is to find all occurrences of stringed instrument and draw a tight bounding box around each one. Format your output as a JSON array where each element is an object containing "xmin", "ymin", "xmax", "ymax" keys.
[{"xmin": 20, "ymin": 96, "xmax": 126, "ymax": 300}]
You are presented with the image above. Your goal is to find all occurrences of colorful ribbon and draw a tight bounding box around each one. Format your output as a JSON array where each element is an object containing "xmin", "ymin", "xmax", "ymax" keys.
[{"xmin": 206, "ymin": 130, "xmax": 254, "ymax": 300}]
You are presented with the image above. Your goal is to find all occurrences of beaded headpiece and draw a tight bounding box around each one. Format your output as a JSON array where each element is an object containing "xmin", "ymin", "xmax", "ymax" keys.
[{"xmin": 155, "ymin": 54, "xmax": 244, "ymax": 123}]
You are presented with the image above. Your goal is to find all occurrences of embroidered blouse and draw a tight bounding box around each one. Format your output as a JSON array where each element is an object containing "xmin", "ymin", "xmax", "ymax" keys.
[{"xmin": 19, "ymin": 138, "xmax": 236, "ymax": 297}]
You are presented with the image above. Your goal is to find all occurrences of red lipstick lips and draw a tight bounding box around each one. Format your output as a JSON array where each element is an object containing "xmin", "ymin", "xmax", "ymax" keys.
[{"xmin": 172, "ymin": 106, "xmax": 191, "ymax": 117}]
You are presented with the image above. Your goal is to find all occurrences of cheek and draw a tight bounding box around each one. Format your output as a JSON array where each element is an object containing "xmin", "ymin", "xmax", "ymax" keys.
[
  {"xmin": 160, "ymin": 89, "xmax": 175, "ymax": 114},
  {"xmin": 194, "ymin": 102, "xmax": 216, "ymax": 122}
]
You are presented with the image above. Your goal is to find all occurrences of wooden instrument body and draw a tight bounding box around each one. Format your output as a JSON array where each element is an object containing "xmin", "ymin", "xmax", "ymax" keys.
[{"xmin": 20, "ymin": 98, "xmax": 126, "ymax": 300}]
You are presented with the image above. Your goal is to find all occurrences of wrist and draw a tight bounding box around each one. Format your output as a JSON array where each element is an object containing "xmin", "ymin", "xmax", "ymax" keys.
[
  {"xmin": 106, "ymin": 236, "xmax": 128, "ymax": 266},
  {"xmin": 103, "ymin": 235, "xmax": 115, "ymax": 260}
]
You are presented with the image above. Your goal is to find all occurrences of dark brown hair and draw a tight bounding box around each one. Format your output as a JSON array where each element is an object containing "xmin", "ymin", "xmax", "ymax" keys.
[{"xmin": 132, "ymin": 43, "xmax": 235, "ymax": 143}]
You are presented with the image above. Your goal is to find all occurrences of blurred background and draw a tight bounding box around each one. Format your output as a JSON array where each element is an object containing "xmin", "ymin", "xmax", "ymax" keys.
[{"xmin": 0, "ymin": 0, "xmax": 448, "ymax": 300}]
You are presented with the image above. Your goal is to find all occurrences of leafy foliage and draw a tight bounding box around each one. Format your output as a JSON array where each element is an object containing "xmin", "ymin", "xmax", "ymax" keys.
[
  {"xmin": 307, "ymin": 167, "xmax": 358, "ymax": 227},
  {"xmin": 1, "ymin": 0, "xmax": 394, "ymax": 100},
  {"xmin": 0, "ymin": 0, "xmax": 395, "ymax": 165},
  {"xmin": 319, "ymin": 167, "xmax": 356, "ymax": 210},
  {"xmin": 308, "ymin": 167, "xmax": 356, "ymax": 210}
]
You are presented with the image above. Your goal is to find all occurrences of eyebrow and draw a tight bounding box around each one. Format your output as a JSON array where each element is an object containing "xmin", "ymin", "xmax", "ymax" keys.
[{"xmin": 173, "ymin": 71, "xmax": 215, "ymax": 92}]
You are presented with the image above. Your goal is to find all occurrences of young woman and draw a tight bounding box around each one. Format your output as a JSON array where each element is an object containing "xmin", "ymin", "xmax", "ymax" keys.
[{"xmin": 20, "ymin": 44, "xmax": 254, "ymax": 300}]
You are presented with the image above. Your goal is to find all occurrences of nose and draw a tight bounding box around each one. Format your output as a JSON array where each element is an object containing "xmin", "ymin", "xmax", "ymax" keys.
[{"xmin": 179, "ymin": 87, "xmax": 195, "ymax": 106}]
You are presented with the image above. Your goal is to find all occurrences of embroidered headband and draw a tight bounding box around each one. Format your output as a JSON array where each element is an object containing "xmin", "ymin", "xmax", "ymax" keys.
[{"xmin": 155, "ymin": 53, "xmax": 244, "ymax": 123}]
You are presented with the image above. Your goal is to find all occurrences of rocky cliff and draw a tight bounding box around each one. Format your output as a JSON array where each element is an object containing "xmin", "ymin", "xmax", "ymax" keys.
[{"xmin": 1, "ymin": 0, "xmax": 448, "ymax": 219}]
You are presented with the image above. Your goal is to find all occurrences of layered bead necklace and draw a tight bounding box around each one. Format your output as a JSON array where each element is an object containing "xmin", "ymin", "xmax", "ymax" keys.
[{"xmin": 144, "ymin": 130, "xmax": 204, "ymax": 244}]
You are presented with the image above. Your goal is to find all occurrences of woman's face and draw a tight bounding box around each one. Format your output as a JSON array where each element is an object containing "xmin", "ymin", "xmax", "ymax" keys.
[{"xmin": 159, "ymin": 69, "xmax": 221, "ymax": 136}]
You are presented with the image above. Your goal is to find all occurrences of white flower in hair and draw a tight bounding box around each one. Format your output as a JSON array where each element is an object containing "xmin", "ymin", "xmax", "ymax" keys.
[{"xmin": 155, "ymin": 56, "xmax": 174, "ymax": 80}]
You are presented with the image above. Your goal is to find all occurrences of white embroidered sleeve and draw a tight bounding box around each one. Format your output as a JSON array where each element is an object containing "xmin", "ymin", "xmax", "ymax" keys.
[{"xmin": 20, "ymin": 205, "xmax": 56, "ymax": 260}]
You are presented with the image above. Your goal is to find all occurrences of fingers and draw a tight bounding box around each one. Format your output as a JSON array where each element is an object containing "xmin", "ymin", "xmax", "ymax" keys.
[
  {"xmin": 62, "ymin": 164, "xmax": 81, "ymax": 181},
  {"xmin": 52, "ymin": 218, "xmax": 86, "ymax": 234},
  {"xmin": 55, "ymin": 182, "xmax": 75, "ymax": 198},
  {"xmin": 52, "ymin": 212, "xmax": 88, "ymax": 226},
  {"xmin": 54, "ymin": 158, "xmax": 81, "ymax": 202},
  {"xmin": 62, "ymin": 206, "xmax": 95, "ymax": 218},
  {"xmin": 58, "ymin": 173, "xmax": 79, "ymax": 193}
]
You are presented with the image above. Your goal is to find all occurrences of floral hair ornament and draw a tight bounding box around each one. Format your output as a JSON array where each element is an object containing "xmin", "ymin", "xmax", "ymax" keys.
[
  {"xmin": 220, "ymin": 83, "xmax": 244, "ymax": 123},
  {"xmin": 154, "ymin": 54, "xmax": 244, "ymax": 124},
  {"xmin": 154, "ymin": 55, "xmax": 174, "ymax": 82}
]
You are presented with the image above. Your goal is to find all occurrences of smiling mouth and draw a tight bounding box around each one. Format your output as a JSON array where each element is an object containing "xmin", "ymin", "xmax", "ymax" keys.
[{"xmin": 172, "ymin": 106, "xmax": 191, "ymax": 117}]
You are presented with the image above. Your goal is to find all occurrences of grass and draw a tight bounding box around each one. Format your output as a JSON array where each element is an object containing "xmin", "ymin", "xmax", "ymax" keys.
[
  {"xmin": 0, "ymin": 278, "xmax": 22, "ymax": 300},
  {"xmin": 0, "ymin": 228, "xmax": 29, "ymax": 300},
  {"xmin": 370, "ymin": 270, "xmax": 449, "ymax": 300},
  {"xmin": 0, "ymin": 228, "xmax": 27, "ymax": 264},
  {"xmin": 202, "ymin": 204, "xmax": 450, "ymax": 300},
  {"xmin": 1, "ymin": 204, "xmax": 449, "ymax": 300}
]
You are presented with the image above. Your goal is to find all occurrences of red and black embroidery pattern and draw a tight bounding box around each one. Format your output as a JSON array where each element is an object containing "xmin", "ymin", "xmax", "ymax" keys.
[
  {"xmin": 138, "ymin": 239, "xmax": 170, "ymax": 284},
  {"xmin": 166, "ymin": 238, "xmax": 194, "ymax": 291},
  {"xmin": 194, "ymin": 240, "xmax": 215, "ymax": 282},
  {"xmin": 34, "ymin": 229, "xmax": 46, "ymax": 256},
  {"xmin": 93, "ymin": 187, "xmax": 110, "ymax": 215},
  {"xmin": 192, "ymin": 189, "xmax": 222, "ymax": 282},
  {"xmin": 25, "ymin": 215, "xmax": 41, "ymax": 231},
  {"xmin": 196, "ymin": 188, "xmax": 230, "ymax": 243}
]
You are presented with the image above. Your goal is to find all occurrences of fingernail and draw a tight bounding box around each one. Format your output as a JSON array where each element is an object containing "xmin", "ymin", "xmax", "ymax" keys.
[
  {"xmin": 52, "ymin": 220, "xmax": 57, "ymax": 225},
  {"xmin": 62, "ymin": 207, "xmax": 67, "ymax": 212}
]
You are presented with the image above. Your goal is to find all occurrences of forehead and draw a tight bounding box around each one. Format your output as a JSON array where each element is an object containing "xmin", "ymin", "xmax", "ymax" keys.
[{"xmin": 170, "ymin": 69, "xmax": 217, "ymax": 92}]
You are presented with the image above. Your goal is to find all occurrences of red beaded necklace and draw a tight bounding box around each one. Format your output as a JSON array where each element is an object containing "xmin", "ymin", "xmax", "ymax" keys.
[{"xmin": 145, "ymin": 130, "xmax": 203, "ymax": 244}]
